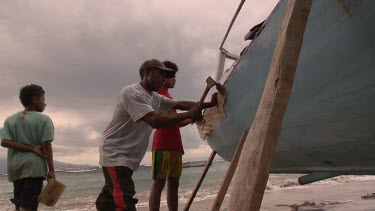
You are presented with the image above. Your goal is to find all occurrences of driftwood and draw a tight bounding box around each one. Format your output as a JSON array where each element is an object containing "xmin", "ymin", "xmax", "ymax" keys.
[{"xmin": 361, "ymin": 193, "xmax": 375, "ymax": 199}]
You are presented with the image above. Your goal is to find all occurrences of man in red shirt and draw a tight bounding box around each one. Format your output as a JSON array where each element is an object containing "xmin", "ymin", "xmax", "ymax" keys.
[{"xmin": 149, "ymin": 61, "xmax": 215, "ymax": 211}]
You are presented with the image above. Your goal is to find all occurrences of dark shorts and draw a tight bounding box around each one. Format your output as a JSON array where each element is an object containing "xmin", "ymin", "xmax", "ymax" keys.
[
  {"xmin": 11, "ymin": 177, "xmax": 44, "ymax": 211},
  {"xmin": 96, "ymin": 166, "xmax": 138, "ymax": 211}
]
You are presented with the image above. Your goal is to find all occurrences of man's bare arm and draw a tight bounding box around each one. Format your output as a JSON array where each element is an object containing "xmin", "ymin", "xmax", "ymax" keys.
[
  {"xmin": 173, "ymin": 93, "xmax": 218, "ymax": 110},
  {"xmin": 1, "ymin": 139, "xmax": 46, "ymax": 157},
  {"xmin": 142, "ymin": 102, "xmax": 203, "ymax": 128},
  {"xmin": 142, "ymin": 111, "xmax": 194, "ymax": 129},
  {"xmin": 179, "ymin": 119, "xmax": 193, "ymax": 127},
  {"xmin": 42, "ymin": 141, "xmax": 55, "ymax": 179}
]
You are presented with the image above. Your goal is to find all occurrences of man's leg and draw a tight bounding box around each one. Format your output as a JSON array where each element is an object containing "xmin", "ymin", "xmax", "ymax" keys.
[
  {"xmin": 149, "ymin": 178, "xmax": 166, "ymax": 211},
  {"xmin": 167, "ymin": 177, "xmax": 179, "ymax": 211},
  {"xmin": 96, "ymin": 180, "xmax": 116, "ymax": 210},
  {"xmin": 96, "ymin": 166, "xmax": 138, "ymax": 211}
]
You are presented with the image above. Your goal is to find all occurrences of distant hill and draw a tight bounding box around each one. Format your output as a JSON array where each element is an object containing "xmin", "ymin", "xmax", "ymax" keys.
[
  {"xmin": 53, "ymin": 160, "xmax": 98, "ymax": 170},
  {"xmin": 0, "ymin": 158, "xmax": 97, "ymax": 174}
]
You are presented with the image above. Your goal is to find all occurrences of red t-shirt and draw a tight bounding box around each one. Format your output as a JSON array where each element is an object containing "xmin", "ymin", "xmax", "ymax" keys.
[{"xmin": 152, "ymin": 88, "xmax": 184, "ymax": 154}]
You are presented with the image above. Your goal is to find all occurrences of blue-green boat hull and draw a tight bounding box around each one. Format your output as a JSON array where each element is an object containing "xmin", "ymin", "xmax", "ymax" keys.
[{"xmin": 207, "ymin": 0, "xmax": 375, "ymax": 174}]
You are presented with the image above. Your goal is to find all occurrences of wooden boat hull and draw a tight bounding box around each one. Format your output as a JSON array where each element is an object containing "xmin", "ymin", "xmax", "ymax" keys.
[{"xmin": 206, "ymin": 0, "xmax": 375, "ymax": 175}]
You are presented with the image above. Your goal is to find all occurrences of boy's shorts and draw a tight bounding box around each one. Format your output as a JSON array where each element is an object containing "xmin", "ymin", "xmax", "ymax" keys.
[
  {"xmin": 152, "ymin": 150, "xmax": 182, "ymax": 180},
  {"xmin": 11, "ymin": 177, "xmax": 44, "ymax": 211}
]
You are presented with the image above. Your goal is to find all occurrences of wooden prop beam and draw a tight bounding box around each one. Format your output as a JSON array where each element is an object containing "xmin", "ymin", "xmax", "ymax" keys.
[
  {"xmin": 211, "ymin": 131, "xmax": 248, "ymax": 211},
  {"xmin": 228, "ymin": 0, "xmax": 313, "ymax": 210},
  {"xmin": 183, "ymin": 150, "xmax": 216, "ymax": 211}
]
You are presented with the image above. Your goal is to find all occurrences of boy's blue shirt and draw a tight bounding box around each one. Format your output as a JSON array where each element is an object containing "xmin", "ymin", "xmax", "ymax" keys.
[{"xmin": 0, "ymin": 111, "xmax": 54, "ymax": 182}]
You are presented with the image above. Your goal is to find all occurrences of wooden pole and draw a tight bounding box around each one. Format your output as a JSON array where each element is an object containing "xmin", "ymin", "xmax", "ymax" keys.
[
  {"xmin": 211, "ymin": 131, "xmax": 248, "ymax": 211},
  {"xmin": 228, "ymin": 0, "xmax": 313, "ymax": 210},
  {"xmin": 183, "ymin": 150, "xmax": 216, "ymax": 211}
]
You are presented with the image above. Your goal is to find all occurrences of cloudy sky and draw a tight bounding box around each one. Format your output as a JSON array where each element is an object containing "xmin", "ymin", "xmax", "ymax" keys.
[{"xmin": 0, "ymin": 0, "xmax": 278, "ymax": 166}]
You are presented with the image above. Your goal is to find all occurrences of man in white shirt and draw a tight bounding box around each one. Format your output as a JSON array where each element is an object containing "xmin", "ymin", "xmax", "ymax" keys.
[{"xmin": 96, "ymin": 59, "xmax": 217, "ymax": 211}]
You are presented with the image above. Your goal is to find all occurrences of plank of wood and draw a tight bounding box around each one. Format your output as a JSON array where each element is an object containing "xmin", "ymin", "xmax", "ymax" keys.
[
  {"xmin": 211, "ymin": 131, "xmax": 248, "ymax": 211},
  {"xmin": 228, "ymin": 0, "xmax": 313, "ymax": 210},
  {"xmin": 183, "ymin": 150, "xmax": 216, "ymax": 211}
]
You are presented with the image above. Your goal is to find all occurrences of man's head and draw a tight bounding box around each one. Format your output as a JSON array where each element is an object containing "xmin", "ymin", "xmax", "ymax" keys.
[
  {"xmin": 139, "ymin": 59, "xmax": 174, "ymax": 92},
  {"xmin": 19, "ymin": 84, "xmax": 46, "ymax": 112},
  {"xmin": 162, "ymin": 61, "xmax": 178, "ymax": 89}
]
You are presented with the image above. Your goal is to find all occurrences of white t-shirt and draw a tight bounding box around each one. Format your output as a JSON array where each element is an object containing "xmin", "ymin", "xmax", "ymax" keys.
[{"xmin": 99, "ymin": 83, "xmax": 177, "ymax": 170}]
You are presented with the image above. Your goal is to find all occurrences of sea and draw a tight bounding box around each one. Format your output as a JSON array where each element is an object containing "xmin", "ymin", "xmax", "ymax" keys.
[{"xmin": 1, "ymin": 161, "xmax": 375, "ymax": 210}]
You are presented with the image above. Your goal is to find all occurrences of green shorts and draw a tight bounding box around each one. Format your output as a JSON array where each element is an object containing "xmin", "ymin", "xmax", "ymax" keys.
[{"xmin": 152, "ymin": 150, "xmax": 182, "ymax": 180}]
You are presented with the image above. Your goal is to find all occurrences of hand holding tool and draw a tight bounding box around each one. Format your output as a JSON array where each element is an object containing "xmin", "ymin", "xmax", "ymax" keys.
[{"xmin": 198, "ymin": 76, "xmax": 225, "ymax": 108}]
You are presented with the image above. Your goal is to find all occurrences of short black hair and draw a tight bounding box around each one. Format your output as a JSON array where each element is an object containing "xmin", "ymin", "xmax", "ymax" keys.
[
  {"xmin": 19, "ymin": 84, "xmax": 45, "ymax": 107},
  {"xmin": 162, "ymin": 61, "xmax": 179, "ymax": 72}
]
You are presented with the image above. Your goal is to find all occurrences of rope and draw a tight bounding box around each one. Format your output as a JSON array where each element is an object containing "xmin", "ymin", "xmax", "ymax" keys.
[{"xmin": 219, "ymin": 0, "xmax": 247, "ymax": 50}]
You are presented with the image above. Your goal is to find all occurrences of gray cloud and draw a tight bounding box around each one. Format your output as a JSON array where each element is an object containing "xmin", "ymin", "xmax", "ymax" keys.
[{"xmin": 1, "ymin": 0, "xmax": 278, "ymax": 164}]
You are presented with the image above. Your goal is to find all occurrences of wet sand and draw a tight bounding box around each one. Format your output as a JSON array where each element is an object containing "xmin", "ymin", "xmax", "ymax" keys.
[{"xmin": 138, "ymin": 180, "xmax": 375, "ymax": 210}]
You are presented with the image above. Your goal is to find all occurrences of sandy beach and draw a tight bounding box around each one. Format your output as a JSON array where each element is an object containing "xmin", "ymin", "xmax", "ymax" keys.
[
  {"xmin": 2, "ymin": 166, "xmax": 375, "ymax": 210},
  {"xmin": 138, "ymin": 180, "xmax": 375, "ymax": 211}
]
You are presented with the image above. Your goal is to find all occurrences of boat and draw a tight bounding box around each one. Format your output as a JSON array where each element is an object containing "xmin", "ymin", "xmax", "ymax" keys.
[
  {"xmin": 202, "ymin": 0, "xmax": 375, "ymax": 184},
  {"xmin": 65, "ymin": 168, "xmax": 98, "ymax": 173},
  {"xmin": 183, "ymin": 161, "xmax": 207, "ymax": 168}
]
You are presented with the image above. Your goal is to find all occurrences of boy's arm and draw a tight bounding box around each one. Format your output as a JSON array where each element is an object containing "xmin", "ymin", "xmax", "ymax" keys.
[
  {"xmin": 42, "ymin": 141, "xmax": 55, "ymax": 179},
  {"xmin": 1, "ymin": 139, "xmax": 46, "ymax": 157}
]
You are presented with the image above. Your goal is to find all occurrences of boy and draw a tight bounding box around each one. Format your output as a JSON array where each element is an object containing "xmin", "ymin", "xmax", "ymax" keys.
[
  {"xmin": 149, "ymin": 61, "xmax": 192, "ymax": 211},
  {"xmin": 0, "ymin": 84, "xmax": 55, "ymax": 211}
]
